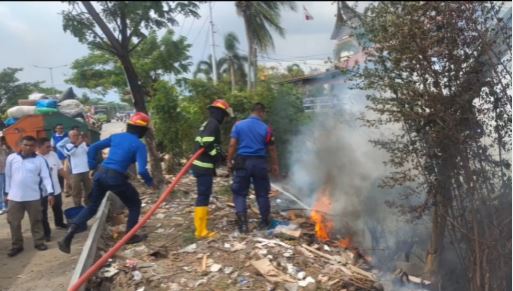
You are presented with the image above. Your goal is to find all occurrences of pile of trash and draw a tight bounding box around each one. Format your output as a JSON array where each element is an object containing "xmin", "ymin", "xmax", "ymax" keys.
[
  {"xmin": 88, "ymin": 172, "xmax": 432, "ymax": 291},
  {"xmin": 4, "ymin": 88, "xmax": 86, "ymax": 127}
]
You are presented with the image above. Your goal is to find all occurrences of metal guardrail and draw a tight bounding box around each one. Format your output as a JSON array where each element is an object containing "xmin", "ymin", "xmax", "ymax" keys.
[{"xmin": 68, "ymin": 192, "xmax": 112, "ymax": 291}]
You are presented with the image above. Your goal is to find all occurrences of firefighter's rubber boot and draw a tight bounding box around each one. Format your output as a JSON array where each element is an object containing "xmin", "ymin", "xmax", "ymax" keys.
[
  {"xmin": 58, "ymin": 223, "xmax": 78, "ymax": 254},
  {"xmin": 258, "ymin": 214, "xmax": 271, "ymax": 230},
  {"xmin": 236, "ymin": 212, "xmax": 249, "ymax": 234},
  {"xmin": 194, "ymin": 207, "xmax": 217, "ymax": 239},
  {"xmin": 126, "ymin": 233, "xmax": 148, "ymax": 244}
]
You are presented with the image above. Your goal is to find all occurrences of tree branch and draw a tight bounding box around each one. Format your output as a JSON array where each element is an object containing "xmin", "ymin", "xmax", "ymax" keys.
[
  {"xmin": 119, "ymin": 2, "xmax": 129, "ymax": 48},
  {"xmin": 90, "ymin": 42, "xmax": 117, "ymax": 56},
  {"xmin": 81, "ymin": 1, "xmax": 123, "ymax": 54},
  {"xmin": 126, "ymin": 19, "xmax": 143, "ymax": 44},
  {"xmin": 105, "ymin": 2, "xmax": 122, "ymax": 40},
  {"xmin": 128, "ymin": 35, "xmax": 147, "ymax": 53}
]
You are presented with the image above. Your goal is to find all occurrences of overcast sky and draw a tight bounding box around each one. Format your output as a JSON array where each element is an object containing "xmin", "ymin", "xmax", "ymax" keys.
[{"xmin": 0, "ymin": 1, "xmax": 363, "ymax": 102}]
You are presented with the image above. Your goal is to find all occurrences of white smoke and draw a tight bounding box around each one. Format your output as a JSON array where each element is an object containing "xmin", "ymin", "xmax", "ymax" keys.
[{"xmin": 284, "ymin": 82, "xmax": 430, "ymax": 271}]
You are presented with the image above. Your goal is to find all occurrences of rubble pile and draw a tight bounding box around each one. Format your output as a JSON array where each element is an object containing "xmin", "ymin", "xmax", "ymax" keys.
[{"xmin": 89, "ymin": 172, "xmax": 430, "ymax": 291}]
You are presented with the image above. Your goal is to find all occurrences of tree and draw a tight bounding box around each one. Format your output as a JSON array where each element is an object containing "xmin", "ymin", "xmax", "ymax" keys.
[
  {"xmin": 193, "ymin": 54, "xmax": 219, "ymax": 82},
  {"xmin": 358, "ymin": 2, "xmax": 511, "ymax": 290},
  {"xmin": 67, "ymin": 30, "xmax": 192, "ymax": 97},
  {"xmin": 218, "ymin": 32, "xmax": 248, "ymax": 92},
  {"xmin": 285, "ymin": 64, "xmax": 305, "ymax": 78},
  {"xmin": 0, "ymin": 67, "xmax": 59, "ymax": 113},
  {"xmin": 235, "ymin": 2, "xmax": 297, "ymax": 90},
  {"xmin": 62, "ymin": 1, "xmax": 200, "ymax": 185}
]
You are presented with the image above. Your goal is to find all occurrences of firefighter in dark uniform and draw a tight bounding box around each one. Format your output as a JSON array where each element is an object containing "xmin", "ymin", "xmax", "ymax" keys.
[
  {"xmin": 192, "ymin": 99, "xmax": 234, "ymax": 239},
  {"xmin": 226, "ymin": 103, "xmax": 280, "ymax": 233}
]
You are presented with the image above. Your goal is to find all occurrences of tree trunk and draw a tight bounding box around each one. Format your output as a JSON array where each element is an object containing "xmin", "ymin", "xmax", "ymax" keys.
[
  {"xmin": 230, "ymin": 61, "xmax": 236, "ymax": 92},
  {"xmin": 243, "ymin": 15, "xmax": 254, "ymax": 91},
  {"xmin": 425, "ymin": 145, "xmax": 453, "ymax": 288},
  {"xmin": 252, "ymin": 46, "xmax": 258, "ymax": 90},
  {"xmin": 425, "ymin": 198, "xmax": 448, "ymax": 285},
  {"xmin": 118, "ymin": 54, "xmax": 164, "ymax": 186}
]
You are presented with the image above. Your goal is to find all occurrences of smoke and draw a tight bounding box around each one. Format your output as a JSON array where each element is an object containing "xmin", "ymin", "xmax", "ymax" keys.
[{"xmin": 284, "ymin": 82, "xmax": 430, "ymax": 272}]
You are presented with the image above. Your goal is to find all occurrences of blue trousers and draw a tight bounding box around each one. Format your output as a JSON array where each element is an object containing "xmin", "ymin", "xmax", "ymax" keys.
[
  {"xmin": 231, "ymin": 158, "xmax": 270, "ymax": 218},
  {"xmin": 72, "ymin": 168, "xmax": 141, "ymax": 232},
  {"xmin": 0, "ymin": 173, "xmax": 5, "ymax": 210},
  {"xmin": 195, "ymin": 173, "xmax": 213, "ymax": 207}
]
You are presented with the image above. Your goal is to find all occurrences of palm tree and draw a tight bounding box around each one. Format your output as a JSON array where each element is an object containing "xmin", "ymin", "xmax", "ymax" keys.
[
  {"xmin": 286, "ymin": 63, "xmax": 305, "ymax": 78},
  {"xmin": 217, "ymin": 32, "xmax": 248, "ymax": 92},
  {"xmin": 235, "ymin": 2, "xmax": 297, "ymax": 90},
  {"xmin": 193, "ymin": 55, "xmax": 220, "ymax": 81}
]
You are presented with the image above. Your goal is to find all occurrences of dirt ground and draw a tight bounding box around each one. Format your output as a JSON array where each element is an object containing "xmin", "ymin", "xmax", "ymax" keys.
[
  {"xmin": 0, "ymin": 192, "xmax": 90, "ymax": 291},
  {"xmin": 0, "ymin": 122, "xmax": 126, "ymax": 291}
]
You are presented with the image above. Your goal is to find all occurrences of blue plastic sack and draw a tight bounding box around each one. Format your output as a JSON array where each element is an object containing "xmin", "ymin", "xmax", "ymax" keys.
[
  {"xmin": 4, "ymin": 117, "xmax": 17, "ymax": 126},
  {"xmin": 35, "ymin": 99, "xmax": 58, "ymax": 109}
]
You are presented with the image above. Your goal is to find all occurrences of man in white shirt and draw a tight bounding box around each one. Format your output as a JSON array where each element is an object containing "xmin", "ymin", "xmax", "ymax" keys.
[
  {"xmin": 38, "ymin": 137, "xmax": 69, "ymax": 237},
  {"xmin": 5, "ymin": 135, "xmax": 54, "ymax": 257},
  {"xmin": 57, "ymin": 129, "xmax": 91, "ymax": 206}
]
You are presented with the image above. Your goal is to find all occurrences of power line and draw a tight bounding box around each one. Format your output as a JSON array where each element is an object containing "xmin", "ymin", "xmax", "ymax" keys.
[
  {"xmin": 201, "ymin": 26, "xmax": 211, "ymax": 61},
  {"xmin": 186, "ymin": 17, "xmax": 195, "ymax": 38},
  {"xmin": 192, "ymin": 16, "xmax": 209, "ymax": 44},
  {"xmin": 178, "ymin": 16, "xmax": 186, "ymax": 35}
]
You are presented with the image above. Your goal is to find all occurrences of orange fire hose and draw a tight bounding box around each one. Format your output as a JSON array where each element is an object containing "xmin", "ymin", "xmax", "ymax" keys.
[{"xmin": 68, "ymin": 148, "xmax": 205, "ymax": 291}]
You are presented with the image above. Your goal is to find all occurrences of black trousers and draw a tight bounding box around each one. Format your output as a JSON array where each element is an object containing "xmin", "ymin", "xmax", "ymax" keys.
[
  {"xmin": 41, "ymin": 194, "xmax": 66, "ymax": 237},
  {"xmin": 51, "ymin": 194, "xmax": 65, "ymax": 227},
  {"xmin": 41, "ymin": 196, "xmax": 50, "ymax": 238}
]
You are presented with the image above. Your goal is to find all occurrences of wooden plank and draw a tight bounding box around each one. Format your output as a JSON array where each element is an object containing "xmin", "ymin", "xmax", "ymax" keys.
[
  {"xmin": 296, "ymin": 246, "xmax": 314, "ymax": 258},
  {"xmin": 251, "ymin": 259, "xmax": 296, "ymax": 283},
  {"xmin": 347, "ymin": 265, "xmax": 377, "ymax": 281},
  {"xmin": 301, "ymin": 244, "xmax": 338, "ymax": 261},
  {"xmin": 254, "ymin": 237, "xmax": 293, "ymax": 249}
]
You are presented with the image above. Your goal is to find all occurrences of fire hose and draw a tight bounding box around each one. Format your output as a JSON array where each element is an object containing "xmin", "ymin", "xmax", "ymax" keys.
[{"xmin": 68, "ymin": 148, "xmax": 205, "ymax": 291}]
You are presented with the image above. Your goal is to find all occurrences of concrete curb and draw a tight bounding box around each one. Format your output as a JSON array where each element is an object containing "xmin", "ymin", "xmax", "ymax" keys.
[{"xmin": 68, "ymin": 192, "xmax": 112, "ymax": 291}]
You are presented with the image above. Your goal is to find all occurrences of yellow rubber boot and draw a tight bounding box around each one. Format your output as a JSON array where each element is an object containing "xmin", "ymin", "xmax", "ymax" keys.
[{"xmin": 194, "ymin": 207, "xmax": 217, "ymax": 239}]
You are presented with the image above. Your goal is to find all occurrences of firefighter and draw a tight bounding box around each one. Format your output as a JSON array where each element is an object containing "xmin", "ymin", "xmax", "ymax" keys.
[
  {"xmin": 226, "ymin": 103, "xmax": 280, "ymax": 233},
  {"xmin": 192, "ymin": 99, "xmax": 234, "ymax": 239},
  {"xmin": 58, "ymin": 112, "xmax": 156, "ymax": 254}
]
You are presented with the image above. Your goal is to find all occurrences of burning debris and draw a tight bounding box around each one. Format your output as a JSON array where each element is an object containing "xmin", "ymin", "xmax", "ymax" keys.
[{"xmin": 85, "ymin": 158, "xmax": 432, "ymax": 291}]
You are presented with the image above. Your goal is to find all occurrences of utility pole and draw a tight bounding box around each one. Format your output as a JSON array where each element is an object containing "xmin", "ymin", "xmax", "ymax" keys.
[
  {"xmin": 209, "ymin": 2, "xmax": 218, "ymax": 84},
  {"xmin": 33, "ymin": 64, "xmax": 67, "ymax": 88}
]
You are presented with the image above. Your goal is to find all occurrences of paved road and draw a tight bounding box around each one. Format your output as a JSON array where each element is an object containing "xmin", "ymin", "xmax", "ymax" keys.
[{"xmin": 0, "ymin": 122, "xmax": 126, "ymax": 291}]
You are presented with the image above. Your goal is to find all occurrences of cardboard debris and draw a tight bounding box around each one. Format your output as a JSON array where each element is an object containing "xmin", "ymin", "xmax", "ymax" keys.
[
  {"xmin": 178, "ymin": 243, "xmax": 197, "ymax": 253},
  {"xmin": 298, "ymin": 276, "xmax": 315, "ymax": 287},
  {"xmin": 251, "ymin": 258, "xmax": 296, "ymax": 283},
  {"xmin": 101, "ymin": 266, "xmax": 119, "ymax": 278},
  {"xmin": 210, "ymin": 263, "xmax": 222, "ymax": 272}
]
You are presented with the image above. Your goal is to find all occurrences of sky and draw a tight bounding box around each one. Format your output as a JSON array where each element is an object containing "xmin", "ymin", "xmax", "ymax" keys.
[{"xmin": 0, "ymin": 1, "xmax": 363, "ymax": 102}]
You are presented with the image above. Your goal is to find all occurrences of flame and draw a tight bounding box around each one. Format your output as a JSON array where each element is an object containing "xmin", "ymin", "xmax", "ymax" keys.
[
  {"xmin": 339, "ymin": 237, "xmax": 352, "ymax": 249},
  {"xmin": 310, "ymin": 185, "xmax": 333, "ymax": 241}
]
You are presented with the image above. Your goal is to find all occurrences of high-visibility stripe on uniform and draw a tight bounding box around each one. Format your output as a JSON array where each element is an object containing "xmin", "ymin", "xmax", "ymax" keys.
[
  {"xmin": 193, "ymin": 160, "xmax": 214, "ymax": 168},
  {"xmin": 195, "ymin": 136, "xmax": 215, "ymax": 145},
  {"xmin": 208, "ymin": 148, "xmax": 217, "ymax": 156}
]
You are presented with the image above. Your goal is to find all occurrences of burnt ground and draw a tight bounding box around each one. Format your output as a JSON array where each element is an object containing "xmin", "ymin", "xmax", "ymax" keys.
[{"xmin": 85, "ymin": 169, "xmax": 414, "ymax": 291}]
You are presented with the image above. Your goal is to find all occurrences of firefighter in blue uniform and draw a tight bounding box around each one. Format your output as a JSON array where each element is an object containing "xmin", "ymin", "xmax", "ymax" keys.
[
  {"xmin": 226, "ymin": 103, "xmax": 280, "ymax": 233},
  {"xmin": 192, "ymin": 99, "xmax": 234, "ymax": 239},
  {"xmin": 58, "ymin": 112, "xmax": 155, "ymax": 253}
]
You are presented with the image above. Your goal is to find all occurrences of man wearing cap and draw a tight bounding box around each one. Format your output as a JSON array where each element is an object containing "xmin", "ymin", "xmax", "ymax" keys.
[
  {"xmin": 191, "ymin": 99, "xmax": 234, "ymax": 239},
  {"xmin": 58, "ymin": 112, "xmax": 156, "ymax": 253},
  {"xmin": 226, "ymin": 103, "xmax": 280, "ymax": 233}
]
